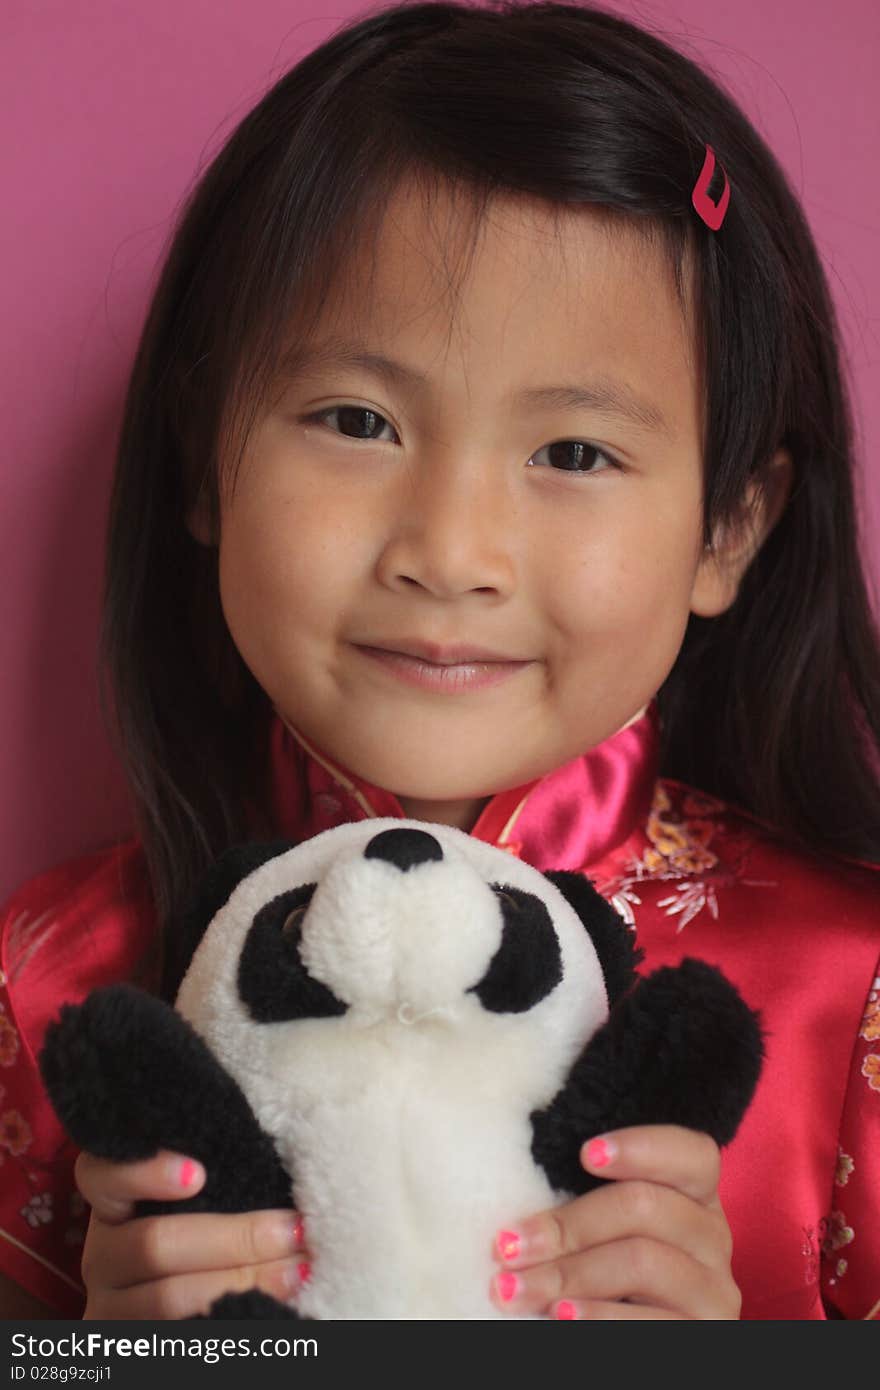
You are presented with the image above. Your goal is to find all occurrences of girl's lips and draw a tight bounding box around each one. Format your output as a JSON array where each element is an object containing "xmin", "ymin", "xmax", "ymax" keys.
[{"xmin": 354, "ymin": 645, "xmax": 533, "ymax": 693}]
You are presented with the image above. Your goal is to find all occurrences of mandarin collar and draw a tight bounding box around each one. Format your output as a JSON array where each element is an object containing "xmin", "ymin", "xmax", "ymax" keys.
[{"xmin": 267, "ymin": 700, "xmax": 661, "ymax": 873}]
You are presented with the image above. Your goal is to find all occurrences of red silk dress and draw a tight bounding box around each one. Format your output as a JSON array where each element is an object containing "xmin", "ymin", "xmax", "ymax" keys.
[{"xmin": 1, "ymin": 698, "xmax": 878, "ymax": 1319}]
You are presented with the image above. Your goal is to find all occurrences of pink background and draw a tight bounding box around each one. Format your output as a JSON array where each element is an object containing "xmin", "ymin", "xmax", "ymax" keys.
[{"xmin": 2, "ymin": 0, "xmax": 878, "ymax": 901}]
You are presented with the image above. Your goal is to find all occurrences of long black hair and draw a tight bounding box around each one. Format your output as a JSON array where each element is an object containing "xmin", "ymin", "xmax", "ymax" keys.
[{"xmin": 98, "ymin": 0, "xmax": 880, "ymax": 940}]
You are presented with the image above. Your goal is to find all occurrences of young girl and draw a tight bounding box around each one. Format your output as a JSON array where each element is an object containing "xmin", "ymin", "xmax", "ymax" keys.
[{"xmin": 2, "ymin": 0, "xmax": 878, "ymax": 1322}]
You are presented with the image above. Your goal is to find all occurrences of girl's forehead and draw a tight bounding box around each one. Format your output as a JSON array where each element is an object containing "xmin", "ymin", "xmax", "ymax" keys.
[
  {"xmin": 324, "ymin": 178, "xmax": 677, "ymax": 329},
  {"xmin": 286, "ymin": 178, "xmax": 697, "ymax": 436}
]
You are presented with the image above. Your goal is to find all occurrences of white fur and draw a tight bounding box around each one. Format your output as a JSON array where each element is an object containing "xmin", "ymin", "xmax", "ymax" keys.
[{"xmin": 175, "ymin": 819, "xmax": 609, "ymax": 1318}]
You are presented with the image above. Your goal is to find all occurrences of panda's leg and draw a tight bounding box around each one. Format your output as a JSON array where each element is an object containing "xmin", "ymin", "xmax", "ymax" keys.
[
  {"xmin": 39, "ymin": 983, "xmax": 292, "ymax": 1217},
  {"xmin": 531, "ymin": 958, "xmax": 764, "ymax": 1196},
  {"xmin": 201, "ymin": 1290, "xmax": 314, "ymax": 1320}
]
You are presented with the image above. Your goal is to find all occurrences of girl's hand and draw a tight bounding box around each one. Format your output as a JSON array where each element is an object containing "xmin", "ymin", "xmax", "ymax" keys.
[
  {"xmin": 490, "ymin": 1125, "xmax": 740, "ymax": 1320},
  {"xmin": 74, "ymin": 1150, "xmax": 311, "ymax": 1320}
]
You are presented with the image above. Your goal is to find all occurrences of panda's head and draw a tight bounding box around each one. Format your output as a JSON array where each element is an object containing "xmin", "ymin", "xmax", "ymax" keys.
[{"xmin": 173, "ymin": 820, "xmax": 639, "ymax": 1101}]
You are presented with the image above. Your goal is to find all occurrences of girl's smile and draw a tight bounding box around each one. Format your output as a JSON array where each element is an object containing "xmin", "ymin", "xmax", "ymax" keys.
[{"xmin": 351, "ymin": 641, "xmax": 536, "ymax": 693}]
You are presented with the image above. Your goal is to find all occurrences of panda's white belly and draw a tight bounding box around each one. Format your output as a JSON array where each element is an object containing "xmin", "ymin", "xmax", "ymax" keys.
[
  {"xmin": 285, "ymin": 1091, "xmax": 557, "ymax": 1319},
  {"xmin": 243, "ymin": 1033, "xmax": 565, "ymax": 1320}
]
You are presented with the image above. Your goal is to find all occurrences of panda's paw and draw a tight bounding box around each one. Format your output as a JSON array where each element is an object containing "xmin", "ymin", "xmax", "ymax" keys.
[
  {"xmin": 39, "ymin": 985, "xmax": 168, "ymax": 1160},
  {"xmin": 202, "ymin": 1290, "xmax": 308, "ymax": 1320}
]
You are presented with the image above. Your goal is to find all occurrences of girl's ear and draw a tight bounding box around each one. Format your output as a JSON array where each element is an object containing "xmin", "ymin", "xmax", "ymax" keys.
[
  {"xmin": 183, "ymin": 483, "xmax": 219, "ymax": 547},
  {"xmin": 185, "ymin": 493, "xmax": 218, "ymax": 547},
  {"xmin": 690, "ymin": 445, "xmax": 793, "ymax": 617}
]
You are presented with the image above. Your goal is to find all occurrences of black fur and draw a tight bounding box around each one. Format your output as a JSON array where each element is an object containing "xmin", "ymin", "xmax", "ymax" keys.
[
  {"xmin": 201, "ymin": 1290, "xmax": 306, "ymax": 1320},
  {"xmin": 543, "ymin": 870, "xmax": 644, "ymax": 1005},
  {"xmin": 530, "ymin": 957, "xmax": 765, "ymax": 1194},
  {"xmin": 161, "ymin": 840, "xmax": 296, "ymax": 1001},
  {"xmin": 238, "ymin": 885, "xmax": 348, "ymax": 1023},
  {"xmin": 39, "ymin": 984, "xmax": 292, "ymax": 1218},
  {"xmin": 469, "ymin": 884, "xmax": 562, "ymax": 1013}
]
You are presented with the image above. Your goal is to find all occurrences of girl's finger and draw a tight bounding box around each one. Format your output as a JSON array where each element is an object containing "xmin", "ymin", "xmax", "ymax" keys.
[
  {"xmin": 85, "ymin": 1256, "xmax": 312, "ymax": 1322},
  {"xmin": 75, "ymin": 1151, "xmax": 205, "ymax": 1222},
  {"xmin": 552, "ymin": 1298, "xmax": 685, "ymax": 1320},
  {"xmin": 579, "ymin": 1126, "xmax": 721, "ymax": 1204},
  {"xmin": 490, "ymin": 1237, "xmax": 739, "ymax": 1320},
  {"xmin": 495, "ymin": 1177, "xmax": 730, "ymax": 1273},
  {"xmin": 82, "ymin": 1209, "xmax": 306, "ymax": 1289}
]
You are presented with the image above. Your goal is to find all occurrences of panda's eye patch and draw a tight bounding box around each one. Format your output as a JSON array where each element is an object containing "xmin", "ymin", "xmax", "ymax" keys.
[
  {"xmin": 468, "ymin": 883, "xmax": 563, "ymax": 1014},
  {"xmin": 238, "ymin": 883, "xmax": 347, "ymax": 1022}
]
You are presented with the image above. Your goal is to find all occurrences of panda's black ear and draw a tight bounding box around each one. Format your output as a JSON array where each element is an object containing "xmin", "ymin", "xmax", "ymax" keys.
[
  {"xmin": 542, "ymin": 871, "xmax": 643, "ymax": 1006},
  {"xmin": 161, "ymin": 840, "xmax": 297, "ymax": 1001}
]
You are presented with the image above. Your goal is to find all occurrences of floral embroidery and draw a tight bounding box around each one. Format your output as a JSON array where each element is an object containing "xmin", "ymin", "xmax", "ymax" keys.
[
  {"xmin": 0, "ymin": 1012, "xmax": 19, "ymax": 1066},
  {"xmin": 802, "ymin": 1224, "xmax": 821, "ymax": 1286},
  {"xmin": 609, "ymin": 889, "xmax": 639, "ymax": 929},
  {"xmin": 861, "ymin": 1054, "xmax": 880, "ymax": 1092},
  {"xmin": 835, "ymin": 1149, "xmax": 855, "ymax": 1186},
  {"xmin": 655, "ymin": 879, "xmax": 719, "ymax": 931},
  {"xmin": 599, "ymin": 781, "xmax": 777, "ymax": 932},
  {"xmin": 643, "ymin": 783, "xmax": 720, "ymax": 875},
  {"xmin": 822, "ymin": 1211, "xmax": 855, "ymax": 1256},
  {"xmin": 860, "ymin": 978, "xmax": 880, "ymax": 1042},
  {"xmin": 20, "ymin": 1192, "xmax": 53, "ymax": 1228},
  {"xmin": 0, "ymin": 1108, "xmax": 32, "ymax": 1156}
]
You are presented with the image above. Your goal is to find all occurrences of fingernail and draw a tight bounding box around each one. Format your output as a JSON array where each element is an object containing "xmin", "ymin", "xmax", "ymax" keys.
[
  {"xmin": 282, "ymin": 1260, "xmax": 312, "ymax": 1295},
  {"xmin": 493, "ymin": 1271, "xmax": 520, "ymax": 1303},
  {"xmin": 271, "ymin": 1214, "xmax": 304, "ymax": 1254},
  {"xmin": 292, "ymin": 1214, "xmax": 305, "ymax": 1248},
  {"xmin": 495, "ymin": 1229, "xmax": 521, "ymax": 1263},
  {"xmin": 555, "ymin": 1300, "xmax": 578, "ymax": 1320},
  {"xmin": 584, "ymin": 1136, "xmax": 616, "ymax": 1168},
  {"xmin": 178, "ymin": 1158, "xmax": 203, "ymax": 1189}
]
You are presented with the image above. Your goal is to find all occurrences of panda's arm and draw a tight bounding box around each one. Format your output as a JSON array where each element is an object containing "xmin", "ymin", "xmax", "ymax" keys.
[
  {"xmin": 39, "ymin": 984, "xmax": 291, "ymax": 1217},
  {"xmin": 531, "ymin": 958, "xmax": 765, "ymax": 1196}
]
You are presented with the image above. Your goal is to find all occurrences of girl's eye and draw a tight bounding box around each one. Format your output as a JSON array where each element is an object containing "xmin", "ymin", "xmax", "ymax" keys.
[
  {"xmin": 302, "ymin": 405, "xmax": 619, "ymax": 476},
  {"xmin": 526, "ymin": 439, "xmax": 618, "ymax": 477},
  {"xmin": 303, "ymin": 405, "xmax": 399, "ymax": 444}
]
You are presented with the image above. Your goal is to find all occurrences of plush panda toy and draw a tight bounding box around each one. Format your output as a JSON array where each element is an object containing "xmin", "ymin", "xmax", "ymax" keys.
[{"xmin": 40, "ymin": 819, "xmax": 763, "ymax": 1320}]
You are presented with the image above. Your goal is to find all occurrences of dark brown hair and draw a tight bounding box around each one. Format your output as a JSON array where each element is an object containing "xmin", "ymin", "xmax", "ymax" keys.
[{"xmin": 98, "ymin": 0, "xmax": 880, "ymax": 942}]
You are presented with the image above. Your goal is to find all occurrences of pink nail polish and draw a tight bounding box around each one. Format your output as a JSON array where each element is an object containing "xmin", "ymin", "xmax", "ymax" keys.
[
  {"xmin": 179, "ymin": 1159, "xmax": 200, "ymax": 1189},
  {"xmin": 495, "ymin": 1271, "xmax": 519, "ymax": 1303},
  {"xmin": 585, "ymin": 1136, "xmax": 615, "ymax": 1168},
  {"xmin": 292, "ymin": 1215, "xmax": 305, "ymax": 1247},
  {"xmin": 298, "ymin": 1261, "xmax": 312, "ymax": 1285},
  {"xmin": 496, "ymin": 1229, "xmax": 521, "ymax": 1262},
  {"xmin": 555, "ymin": 1300, "xmax": 577, "ymax": 1320}
]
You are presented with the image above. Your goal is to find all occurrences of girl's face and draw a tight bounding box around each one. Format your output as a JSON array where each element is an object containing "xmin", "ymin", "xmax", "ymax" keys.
[{"xmin": 193, "ymin": 181, "xmax": 733, "ymax": 830}]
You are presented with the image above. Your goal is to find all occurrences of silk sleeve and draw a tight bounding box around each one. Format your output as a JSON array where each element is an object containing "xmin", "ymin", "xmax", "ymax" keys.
[
  {"xmin": 819, "ymin": 949, "xmax": 880, "ymax": 1320},
  {"xmin": 0, "ymin": 881, "xmax": 88, "ymax": 1315}
]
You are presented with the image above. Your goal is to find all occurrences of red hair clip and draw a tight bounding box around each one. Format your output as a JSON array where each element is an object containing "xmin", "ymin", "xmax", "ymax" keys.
[{"xmin": 691, "ymin": 143, "xmax": 730, "ymax": 231}]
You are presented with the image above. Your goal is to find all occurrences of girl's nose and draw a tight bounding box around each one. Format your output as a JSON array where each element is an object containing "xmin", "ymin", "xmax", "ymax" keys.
[{"xmin": 374, "ymin": 454, "xmax": 517, "ymax": 598}]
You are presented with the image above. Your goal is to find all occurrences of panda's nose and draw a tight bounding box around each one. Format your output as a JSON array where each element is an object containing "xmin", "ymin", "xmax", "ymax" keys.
[{"xmin": 364, "ymin": 827, "xmax": 444, "ymax": 871}]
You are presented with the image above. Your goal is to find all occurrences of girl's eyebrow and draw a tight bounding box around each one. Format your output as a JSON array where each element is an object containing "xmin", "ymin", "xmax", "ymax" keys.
[{"xmin": 280, "ymin": 336, "xmax": 673, "ymax": 439}]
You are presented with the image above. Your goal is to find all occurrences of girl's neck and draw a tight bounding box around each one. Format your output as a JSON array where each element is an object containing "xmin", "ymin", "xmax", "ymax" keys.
[
  {"xmin": 372, "ymin": 703, "xmax": 650, "ymax": 833},
  {"xmin": 394, "ymin": 793, "xmax": 492, "ymax": 833}
]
